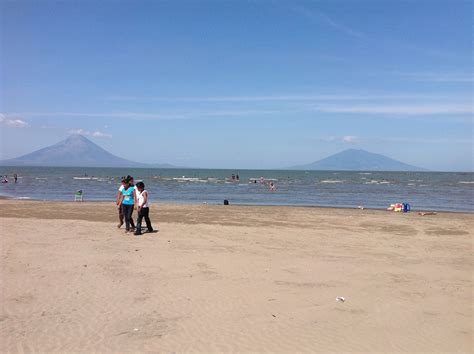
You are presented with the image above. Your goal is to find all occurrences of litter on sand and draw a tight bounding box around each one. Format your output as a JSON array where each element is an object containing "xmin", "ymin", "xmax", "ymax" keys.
[
  {"xmin": 336, "ymin": 297, "xmax": 345, "ymax": 302},
  {"xmin": 418, "ymin": 212, "xmax": 437, "ymax": 216}
]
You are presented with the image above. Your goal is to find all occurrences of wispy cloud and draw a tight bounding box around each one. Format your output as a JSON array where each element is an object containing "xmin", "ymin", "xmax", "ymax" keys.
[
  {"xmin": 290, "ymin": 4, "xmax": 461, "ymax": 61},
  {"xmin": 8, "ymin": 95, "xmax": 472, "ymax": 123},
  {"xmin": 10, "ymin": 110, "xmax": 279, "ymax": 120},
  {"xmin": 393, "ymin": 71, "xmax": 474, "ymax": 83},
  {"xmin": 0, "ymin": 113, "xmax": 29, "ymax": 128},
  {"xmin": 310, "ymin": 135, "xmax": 360, "ymax": 144},
  {"xmin": 106, "ymin": 93, "xmax": 453, "ymax": 103},
  {"xmin": 313, "ymin": 103, "xmax": 473, "ymax": 115},
  {"xmin": 307, "ymin": 135, "xmax": 472, "ymax": 145},
  {"xmin": 69, "ymin": 128, "xmax": 112, "ymax": 138},
  {"xmin": 39, "ymin": 112, "xmax": 185, "ymax": 120},
  {"xmin": 291, "ymin": 4, "xmax": 366, "ymax": 39},
  {"xmin": 373, "ymin": 137, "xmax": 473, "ymax": 145}
]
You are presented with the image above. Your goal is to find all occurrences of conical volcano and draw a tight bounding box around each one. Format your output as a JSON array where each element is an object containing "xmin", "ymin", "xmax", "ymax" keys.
[{"xmin": 1, "ymin": 134, "xmax": 149, "ymax": 167}]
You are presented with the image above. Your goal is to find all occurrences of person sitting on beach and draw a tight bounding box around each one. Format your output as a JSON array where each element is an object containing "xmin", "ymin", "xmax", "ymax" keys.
[
  {"xmin": 116, "ymin": 176, "xmax": 136, "ymax": 229},
  {"xmin": 119, "ymin": 177, "xmax": 137, "ymax": 233},
  {"xmin": 134, "ymin": 181, "xmax": 154, "ymax": 236}
]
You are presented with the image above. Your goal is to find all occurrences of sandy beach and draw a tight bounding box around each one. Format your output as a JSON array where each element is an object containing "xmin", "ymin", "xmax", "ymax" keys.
[{"xmin": 0, "ymin": 200, "xmax": 472, "ymax": 353}]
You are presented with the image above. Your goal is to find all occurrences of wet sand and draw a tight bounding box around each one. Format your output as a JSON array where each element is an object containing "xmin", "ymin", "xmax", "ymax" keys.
[{"xmin": 0, "ymin": 200, "xmax": 472, "ymax": 353}]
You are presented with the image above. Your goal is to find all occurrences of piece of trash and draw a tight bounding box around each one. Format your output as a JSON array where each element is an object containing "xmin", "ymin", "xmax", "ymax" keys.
[
  {"xmin": 133, "ymin": 328, "xmax": 139, "ymax": 331},
  {"xmin": 135, "ymin": 249, "xmax": 139, "ymax": 251},
  {"xmin": 418, "ymin": 212, "xmax": 437, "ymax": 216},
  {"xmin": 336, "ymin": 297, "xmax": 345, "ymax": 302},
  {"xmin": 357, "ymin": 205, "xmax": 364, "ymax": 210},
  {"xmin": 272, "ymin": 314, "xmax": 277, "ymax": 318}
]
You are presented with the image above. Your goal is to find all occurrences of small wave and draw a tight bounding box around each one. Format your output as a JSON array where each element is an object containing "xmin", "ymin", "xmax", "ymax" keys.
[
  {"xmin": 365, "ymin": 180, "xmax": 390, "ymax": 185},
  {"xmin": 35, "ymin": 177, "xmax": 48, "ymax": 180},
  {"xmin": 459, "ymin": 181, "xmax": 474, "ymax": 184},
  {"xmin": 320, "ymin": 180, "xmax": 344, "ymax": 184},
  {"xmin": 359, "ymin": 172, "xmax": 372, "ymax": 175},
  {"xmin": 16, "ymin": 197, "xmax": 31, "ymax": 200}
]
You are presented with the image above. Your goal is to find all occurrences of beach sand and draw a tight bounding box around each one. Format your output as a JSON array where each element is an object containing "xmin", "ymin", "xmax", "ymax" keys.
[{"xmin": 0, "ymin": 200, "xmax": 472, "ymax": 353}]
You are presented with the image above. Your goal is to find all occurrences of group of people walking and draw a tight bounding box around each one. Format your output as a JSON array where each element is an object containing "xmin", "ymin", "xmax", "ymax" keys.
[{"xmin": 116, "ymin": 175, "xmax": 153, "ymax": 236}]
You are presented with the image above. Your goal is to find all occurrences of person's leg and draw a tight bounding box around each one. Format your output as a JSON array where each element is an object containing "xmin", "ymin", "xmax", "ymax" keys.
[
  {"xmin": 143, "ymin": 208, "xmax": 153, "ymax": 232},
  {"xmin": 134, "ymin": 208, "xmax": 143, "ymax": 235},
  {"xmin": 121, "ymin": 204, "xmax": 129, "ymax": 230},
  {"xmin": 118, "ymin": 206, "xmax": 124, "ymax": 228},
  {"xmin": 123, "ymin": 204, "xmax": 133, "ymax": 231},
  {"xmin": 130, "ymin": 208, "xmax": 136, "ymax": 229}
]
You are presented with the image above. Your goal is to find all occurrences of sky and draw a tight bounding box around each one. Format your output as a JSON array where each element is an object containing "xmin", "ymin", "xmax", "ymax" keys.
[{"xmin": 0, "ymin": 0, "xmax": 472, "ymax": 171}]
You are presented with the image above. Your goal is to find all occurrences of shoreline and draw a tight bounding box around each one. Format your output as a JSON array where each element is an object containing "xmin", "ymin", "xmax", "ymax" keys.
[{"xmin": 0, "ymin": 195, "xmax": 472, "ymax": 214}]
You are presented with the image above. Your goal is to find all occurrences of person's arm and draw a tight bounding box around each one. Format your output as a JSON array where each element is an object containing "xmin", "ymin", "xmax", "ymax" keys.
[
  {"xmin": 116, "ymin": 190, "xmax": 122, "ymax": 206},
  {"xmin": 133, "ymin": 189, "xmax": 138, "ymax": 209},
  {"xmin": 142, "ymin": 191, "xmax": 148, "ymax": 207}
]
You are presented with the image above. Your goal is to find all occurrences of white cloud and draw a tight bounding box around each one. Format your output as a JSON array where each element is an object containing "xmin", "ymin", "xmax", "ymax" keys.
[
  {"xmin": 313, "ymin": 104, "xmax": 473, "ymax": 115},
  {"xmin": 342, "ymin": 135, "xmax": 358, "ymax": 143},
  {"xmin": 0, "ymin": 113, "xmax": 30, "ymax": 128},
  {"xmin": 70, "ymin": 128, "xmax": 112, "ymax": 138}
]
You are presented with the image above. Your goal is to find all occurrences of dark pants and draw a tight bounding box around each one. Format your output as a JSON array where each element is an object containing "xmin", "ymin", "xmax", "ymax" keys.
[
  {"xmin": 122, "ymin": 204, "xmax": 135, "ymax": 231},
  {"xmin": 135, "ymin": 207, "xmax": 153, "ymax": 234},
  {"xmin": 119, "ymin": 206, "xmax": 135, "ymax": 228}
]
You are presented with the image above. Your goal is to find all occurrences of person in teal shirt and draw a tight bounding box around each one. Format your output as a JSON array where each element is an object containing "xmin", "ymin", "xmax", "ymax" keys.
[{"xmin": 119, "ymin": 177, "xmax": 137, "ymax": 232}]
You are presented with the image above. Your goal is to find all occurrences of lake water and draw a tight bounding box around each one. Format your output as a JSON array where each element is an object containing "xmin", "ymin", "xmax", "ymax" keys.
[{"xmin": 0, "ymin": 166, "xmax": 472, "ymax": 212}]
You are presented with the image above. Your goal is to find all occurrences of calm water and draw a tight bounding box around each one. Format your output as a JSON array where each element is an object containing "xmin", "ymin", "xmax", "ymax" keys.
[{"xmin": 0, "ymin": 166, "xmax": 473, "ymax": 212}]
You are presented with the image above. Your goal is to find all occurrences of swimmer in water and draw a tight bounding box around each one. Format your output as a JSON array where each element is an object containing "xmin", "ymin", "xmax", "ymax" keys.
[{"xmin": 269, "ymin": 181, "xmax": 276, "ymax": 192}]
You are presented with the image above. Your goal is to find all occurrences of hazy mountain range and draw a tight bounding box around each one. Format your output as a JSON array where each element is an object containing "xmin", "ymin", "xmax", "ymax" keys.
[
  {"xmin": 0, "ymin": 134, "xmax": 176, "ymax": 168},
  {"xmin": 289, "ymin": 149, "xmax": 425, "ymax": 171},
  {"xmin": 1, "ymin": 135, "xmax": 425, "ymax": 171}
]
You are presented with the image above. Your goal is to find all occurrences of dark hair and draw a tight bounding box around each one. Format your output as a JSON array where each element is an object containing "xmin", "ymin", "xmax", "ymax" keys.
[
  {"xmin": 136, "ymin": 181, "xmax": 145, "ymax": 189},
  {"xmin": 121, "ymin": 178, "xmax": 128, "ymax": 184}
]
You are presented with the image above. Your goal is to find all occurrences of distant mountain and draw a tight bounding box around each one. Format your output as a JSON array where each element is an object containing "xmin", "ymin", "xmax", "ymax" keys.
[
  {"xmin": 289, "ymin": 149, "xmax": 426, "ymax": 171},
  {"xmin": 0, "ymin": 134, "xmax": 176, "ymax": 168}
]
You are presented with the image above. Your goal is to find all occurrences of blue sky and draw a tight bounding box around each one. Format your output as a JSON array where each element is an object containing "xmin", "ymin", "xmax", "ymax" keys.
[{"xmin": 0, "ymin": 0, "xmax": 472, "ymax": 171}]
